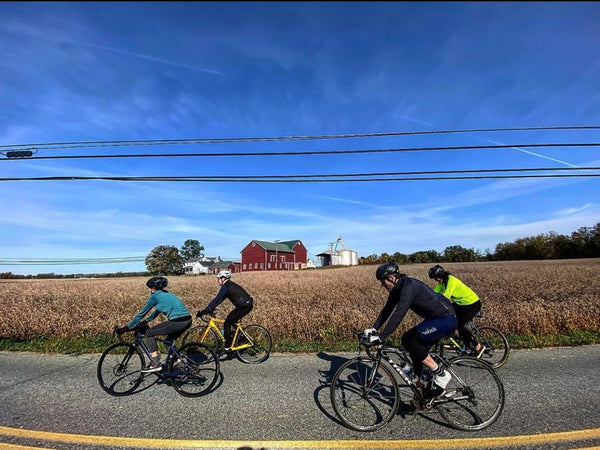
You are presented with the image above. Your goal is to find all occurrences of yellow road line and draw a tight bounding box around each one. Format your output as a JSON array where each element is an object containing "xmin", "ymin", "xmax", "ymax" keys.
[
  {"xmin": 1, "ymin": 426, "xmax": 600, "ymax": 449},
  {"xmin": 0, "ymin": 443, "xmax": 55, "ymax": 450}
]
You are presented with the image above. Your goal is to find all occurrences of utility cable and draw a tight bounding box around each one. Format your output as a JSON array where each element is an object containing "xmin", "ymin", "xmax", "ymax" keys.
[
  {"xmin": 1, "ymin": 142, "xmax": 598, "ymax": 161},
  {"xmin": 1, "ymin": 125, "xmax": 598, "ymax": 152},
  {"xmin": 0, "ymin": 166, "xmax": 598, "ymax": 182}
]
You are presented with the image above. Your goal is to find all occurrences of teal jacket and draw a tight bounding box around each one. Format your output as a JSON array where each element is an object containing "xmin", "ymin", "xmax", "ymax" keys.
[{"xmin": 127, "ymin": 290, "xmax": 190, "ymax": 328}]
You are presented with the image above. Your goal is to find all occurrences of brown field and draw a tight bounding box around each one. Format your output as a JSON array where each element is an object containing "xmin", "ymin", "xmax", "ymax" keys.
[{"xmin": 1, "ymin": 259, "xmax": 599, "ymax": 346}]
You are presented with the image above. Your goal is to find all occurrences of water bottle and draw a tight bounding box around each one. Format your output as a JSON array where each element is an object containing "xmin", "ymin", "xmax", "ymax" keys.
[{"xmin": 400, "ymin": 360, "xmax": 415, "ymax": 381}]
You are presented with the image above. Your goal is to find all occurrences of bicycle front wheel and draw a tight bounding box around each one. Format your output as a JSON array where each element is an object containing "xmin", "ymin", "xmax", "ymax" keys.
[
  {"xmin": 330, "ymin": 357, "xmax": 400, "ymax": 432},
  {"xmin": 235, "ymin": 324, "xmax": 272, "ymax": 364},
  {"xmin": 169, "ymin": 342, "xmax": 220, "ymax": 397},
  {"xmin": 435, "ymin": 356, "xmax": 505, "ymax": 431},
  {"xmin": 475, "ymin": 326, "xmax": 510, "ymax": 369},
  {"xmin": 97, "ymin": 343, "xmax": 144, "ymax": 396},
  {"xmin": 182, "ymin": 325, "xmax": 224, "ymax": 351}
]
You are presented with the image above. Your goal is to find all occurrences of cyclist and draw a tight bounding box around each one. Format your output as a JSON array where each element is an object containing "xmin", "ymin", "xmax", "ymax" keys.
[
  {"xmin": 196, "ymin": 270, "xmax": 254, "ymax": 355},
  {"xmin": 428, "ymin": 264, "xmax": 484, "ymax": 357},
  {"xmin": 117, "ymin": 276, "xmax": 192, "ymax": 373},
  {"xmin": 366, "ymin": 261, "xmax": 457, "ymax": 397}
]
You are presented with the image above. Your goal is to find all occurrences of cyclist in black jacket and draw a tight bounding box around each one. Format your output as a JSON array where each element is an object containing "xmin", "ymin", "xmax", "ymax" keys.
[
  {"xmin": 366, "ymin": 262, "xmax": 457, "ymax": 395},
  {"xmin": 197, "ymin": 270, "xmax": 254, "ymax": 354}
]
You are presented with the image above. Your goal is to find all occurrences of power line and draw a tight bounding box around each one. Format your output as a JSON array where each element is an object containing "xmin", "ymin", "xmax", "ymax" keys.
[
  {"xmin": 0, "ymin": 166, "xmax": 598, "ymax": 183},
  {"xmin": 1, "ymin": 125, "xmax": 599, "ymax": 152},
  {"xmin": 0, "ymin": 256, "xmax": 146, "ymax": 265},
  {"xmin": 1, "ymin": 142, "xmax": 598, "ymax": 161}
]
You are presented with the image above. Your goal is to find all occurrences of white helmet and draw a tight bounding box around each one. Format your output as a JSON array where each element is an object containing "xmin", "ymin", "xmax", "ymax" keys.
[{"xmin": 217, "ymin": 270, "xmax": 232, "ymax": 279}]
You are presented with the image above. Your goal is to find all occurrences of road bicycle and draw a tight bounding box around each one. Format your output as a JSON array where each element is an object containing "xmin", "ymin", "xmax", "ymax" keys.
[
  {"xmin": 181, "ymin": 310, "xmax": 272, "ymax": 364},
  {"xmin": 97, "ymin": 322, "xmax": 220, "ymax": 397},
  {"xmin": 330, "ymin": 329, "xmax": 505, "ymax": 432},
  {"xmin": 435, "ymin": 312, "xmax": 510, "ymax": 369}
]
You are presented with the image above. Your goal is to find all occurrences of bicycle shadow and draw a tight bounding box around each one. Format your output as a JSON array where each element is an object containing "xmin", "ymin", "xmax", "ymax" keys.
[
  {"xmin": 110, "ymin": 368, "xmax": 224, "ymax": 397},
  {"xmin": 313, "ymin": 351, "xmax": 350, "ymax": 426},
  {"xmin": 314, "ymin": 351, "xmax": 450, "ymax": 430}
]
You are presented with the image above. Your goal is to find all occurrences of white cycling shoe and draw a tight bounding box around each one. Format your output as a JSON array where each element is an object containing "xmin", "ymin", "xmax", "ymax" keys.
[{"xmin": 433, "ymin": 370, "xmax": 451, "ymax": 389}]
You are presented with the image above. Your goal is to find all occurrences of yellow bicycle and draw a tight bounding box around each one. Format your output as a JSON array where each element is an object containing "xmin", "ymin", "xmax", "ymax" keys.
[{"xmin": 181, "ymin": 310, "xmax": 272, "ymax": 364}]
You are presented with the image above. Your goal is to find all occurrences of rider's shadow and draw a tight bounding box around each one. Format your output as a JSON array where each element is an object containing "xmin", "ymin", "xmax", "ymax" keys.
[
  {"xmin": 314, "ymin": 351, "xmax": 349, "ymax": 426},
  {"xmin": 120, "ymin": 369, "xmax": 224, "ymax": 397}
]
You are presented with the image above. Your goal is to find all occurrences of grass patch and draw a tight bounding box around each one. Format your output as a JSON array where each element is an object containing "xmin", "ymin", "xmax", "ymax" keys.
[{"xmin": 1, "ymin": 331, "xmax": 598, "ymax": 355}]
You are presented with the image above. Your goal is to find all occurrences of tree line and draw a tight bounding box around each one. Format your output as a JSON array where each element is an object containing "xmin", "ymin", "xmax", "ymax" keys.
[
  {"xmin": 2, "ymin": 224, "xmax": 598, "ymax": 279},
  {"xmin": 358, "ymin": 222, "xmax": 600, "ymax": 265}
]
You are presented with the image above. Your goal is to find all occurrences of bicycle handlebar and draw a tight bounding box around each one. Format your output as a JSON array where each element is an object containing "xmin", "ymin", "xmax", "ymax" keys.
[
  {"xmin": 114, "ymin": 321, "xmax": 149, "ymax": 341},
  {"xmin": 352, "ymin": 328, "xmax": 381, "ymax": 349}
]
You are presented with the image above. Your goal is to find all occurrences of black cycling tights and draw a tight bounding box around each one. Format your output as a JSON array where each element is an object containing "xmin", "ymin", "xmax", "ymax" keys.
[{"xmin": 401, "ymin": 327, "xmax": 431, "ymax": 378}]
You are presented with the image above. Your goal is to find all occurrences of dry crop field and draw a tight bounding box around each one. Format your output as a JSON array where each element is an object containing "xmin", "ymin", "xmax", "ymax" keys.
[{"xmin": 1, "ymin": 259, "xmax": 599, "ymax": 349}]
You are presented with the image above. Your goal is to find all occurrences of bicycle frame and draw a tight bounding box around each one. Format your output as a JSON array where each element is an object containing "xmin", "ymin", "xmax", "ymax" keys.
[
  {"xmin": 127, "ymin": 333, "xmax": 186, "ymax": 378},
  {"xmin": 448, "ymin": 319, "xmax": 486, "ymax": 350},
  {"xmin": 373, "ymin": 345, "xmax": 471, "ymax": 408},
  {"xmin": 203, "ymin": 316, "xmax": 252, "ymax": 351}
]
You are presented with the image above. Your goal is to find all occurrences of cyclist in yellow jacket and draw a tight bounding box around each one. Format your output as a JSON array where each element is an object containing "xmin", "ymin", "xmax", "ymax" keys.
[{"xmin": 428, "ymin": 265, "xmax": 484, "ymax": 357}]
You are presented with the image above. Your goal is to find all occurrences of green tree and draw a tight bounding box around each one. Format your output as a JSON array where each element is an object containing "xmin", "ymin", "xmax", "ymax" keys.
[
  {"xmin": 146, "ymin": 245, "xmax": 184, "ymax": 275},
  {"xmin": 180, "ymin": 239, "xmax": 205, "ymax": 261},
  {"xmin": 443, "ymin": 245, "xmax": 477, "ymax": 262},
  {"xmin": 409, "ymin": 249, "xmax": 441, "ymax": 264}
]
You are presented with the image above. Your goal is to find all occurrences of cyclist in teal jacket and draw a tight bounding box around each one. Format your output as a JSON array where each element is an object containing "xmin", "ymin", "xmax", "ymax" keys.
[{"xmin": 117, "ymin": 276, "xmax": 192, "ymax": 373}]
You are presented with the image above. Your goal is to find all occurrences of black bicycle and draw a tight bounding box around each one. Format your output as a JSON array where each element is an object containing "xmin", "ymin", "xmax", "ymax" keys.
[
  {"xmin": 330, "ymin": 329, "xmax": 505, "ymax": 432},
  {"xmin": 435, "ymin": 312, "xmax": 510, "ymax": 369},
  {"xmin": 97, "ymin": 323, "xmax": 220, "ymax": 397}
]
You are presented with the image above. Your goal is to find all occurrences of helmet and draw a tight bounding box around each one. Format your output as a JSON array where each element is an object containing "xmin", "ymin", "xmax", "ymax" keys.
[
  {"xmin": 146, "ymin": 276, "xmax": 168, "ymax": 291},
  {"xmin": 428, "ymin": 264, "xmax": 445, "ymax": 279},
  {"xmin": 375, "ymin": 261, "xmax": 399, "ymax": 281},
  {"xmin": 217, "ymin": 270, "xmax": 232, "ymax": 279}
]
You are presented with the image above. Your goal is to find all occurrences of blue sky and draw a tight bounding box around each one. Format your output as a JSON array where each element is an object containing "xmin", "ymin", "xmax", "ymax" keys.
[{"xmin": 1, "ymin": 1, "xmax": 599, "ymax": 275}]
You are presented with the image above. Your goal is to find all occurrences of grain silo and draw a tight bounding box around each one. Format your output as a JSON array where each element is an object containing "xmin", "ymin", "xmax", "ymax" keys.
[{"xmin": 317, "ymin": 236, "xmax": 358, "ymax": 266}]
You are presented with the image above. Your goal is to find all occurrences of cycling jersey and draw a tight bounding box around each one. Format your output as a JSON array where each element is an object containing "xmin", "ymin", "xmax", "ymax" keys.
[
  {"xmin": 206, "ymin": 280, "xmax": 254, "ymax": 311},
  {"xmin": 373, "ymin": 277, "xmax": 455, "ymax": 341},
  {"xmin": 127, "ymin": 290, "xmax": 191, "ymax": 328},
  {"xmin": 434, "ymin": 275, "xmax": 479, "ymax": 306}
]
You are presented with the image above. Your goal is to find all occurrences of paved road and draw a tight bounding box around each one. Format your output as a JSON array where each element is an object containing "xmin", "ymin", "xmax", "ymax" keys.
[{"xmin": 0, "ymin": 346, "xmax": 599, "ymax": 450}]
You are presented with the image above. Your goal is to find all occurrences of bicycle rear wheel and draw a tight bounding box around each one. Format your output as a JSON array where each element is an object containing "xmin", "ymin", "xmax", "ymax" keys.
[
  {"xmin": 97, "ymin": 343, "xmax": 144, "ymax": 396},
  {"xmin": 475, "ymin": 326, "xmax": 510, "ymax": 369},
  {"xmin": 235, "ymin": 324, "xmax": 272, "ymax": 364},
  {"xmin": 435, "ymin": 356, "xmax": 505, "ymax": 431},
  {"xmin": 181, "ymin": 325, "xmax": 224, "ymax": 352},
  {"xmin": 330, "ymin": 357, "xmax": 400, "ymax": 432},
  {"xmin": 169, "ymin": 342, "xmax": 220, "ymax": 397}
]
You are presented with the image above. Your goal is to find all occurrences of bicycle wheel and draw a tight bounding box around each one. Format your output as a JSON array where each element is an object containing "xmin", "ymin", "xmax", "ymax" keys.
[
  {"xmin": 330, "ymin": 357, "xmax": 400, "ymax": 432},
  {"xmin": 169, "ymin": 342, "xmax": 220, "ymax": 397},
  {"xmin": 235, "ymin": 324, "xmax": 272, "ymax": 364},
  {"xmin": 97, "ymin": 343, "xmax": 144, "ymax": 396},
  {"xmin": 435, "ymin": 356, "xmax": 505, "ymax": 431},
  {"xmin": 182, "ymin": 325, "xmax": 224, "ymax": 351},
  {"xmin": 475, "ymin": 326, "xmax": 510, "ymax": 369}
]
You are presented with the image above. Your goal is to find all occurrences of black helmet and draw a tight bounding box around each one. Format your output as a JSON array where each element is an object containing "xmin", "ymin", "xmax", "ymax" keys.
[
  {"xmin": 428, "ymin": 264, "xmax": 445, "ymax": 279},
  {"xmin": 376, "ymin": 261, "xmax": 399, "ymax": 281},
  {"xmin": 146, "ymin": 276, "xmax": 168, "ymax": 291}
]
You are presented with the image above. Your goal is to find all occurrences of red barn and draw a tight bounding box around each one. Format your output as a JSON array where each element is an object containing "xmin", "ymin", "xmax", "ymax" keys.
[{"xmin": 241, "ymin": 240, "xmax": 308, "ymax": 272}]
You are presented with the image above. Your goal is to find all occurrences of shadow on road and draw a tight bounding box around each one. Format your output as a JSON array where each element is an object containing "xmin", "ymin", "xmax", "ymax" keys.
[{"xmin": 314, "ymin": 352, "xmax": 350, "ymax": 427}]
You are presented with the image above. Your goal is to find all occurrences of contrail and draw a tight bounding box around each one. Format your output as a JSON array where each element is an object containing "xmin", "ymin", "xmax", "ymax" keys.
[
  {"xmin": 401, "ymin": 116, "xmax": 583, "ymax": 168},
  {"xmin": 471, "ymin": 136, "xmax": 581, "ymax": 168},
  {"xmin": 65, "ymin": 38, "xmax": 227, "ymax": 76}
]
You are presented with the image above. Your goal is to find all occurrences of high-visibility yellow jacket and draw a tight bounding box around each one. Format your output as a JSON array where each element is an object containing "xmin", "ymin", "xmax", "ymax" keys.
[{"xmin": 434, "ymin": 275, "xmax": 479, "ymax": 306}]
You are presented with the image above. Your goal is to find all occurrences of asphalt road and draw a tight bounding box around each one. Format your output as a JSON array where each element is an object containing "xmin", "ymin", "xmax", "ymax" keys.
[{"xmin": 0, "ymin": 345, "xmax": 599, "ymax": 450}]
